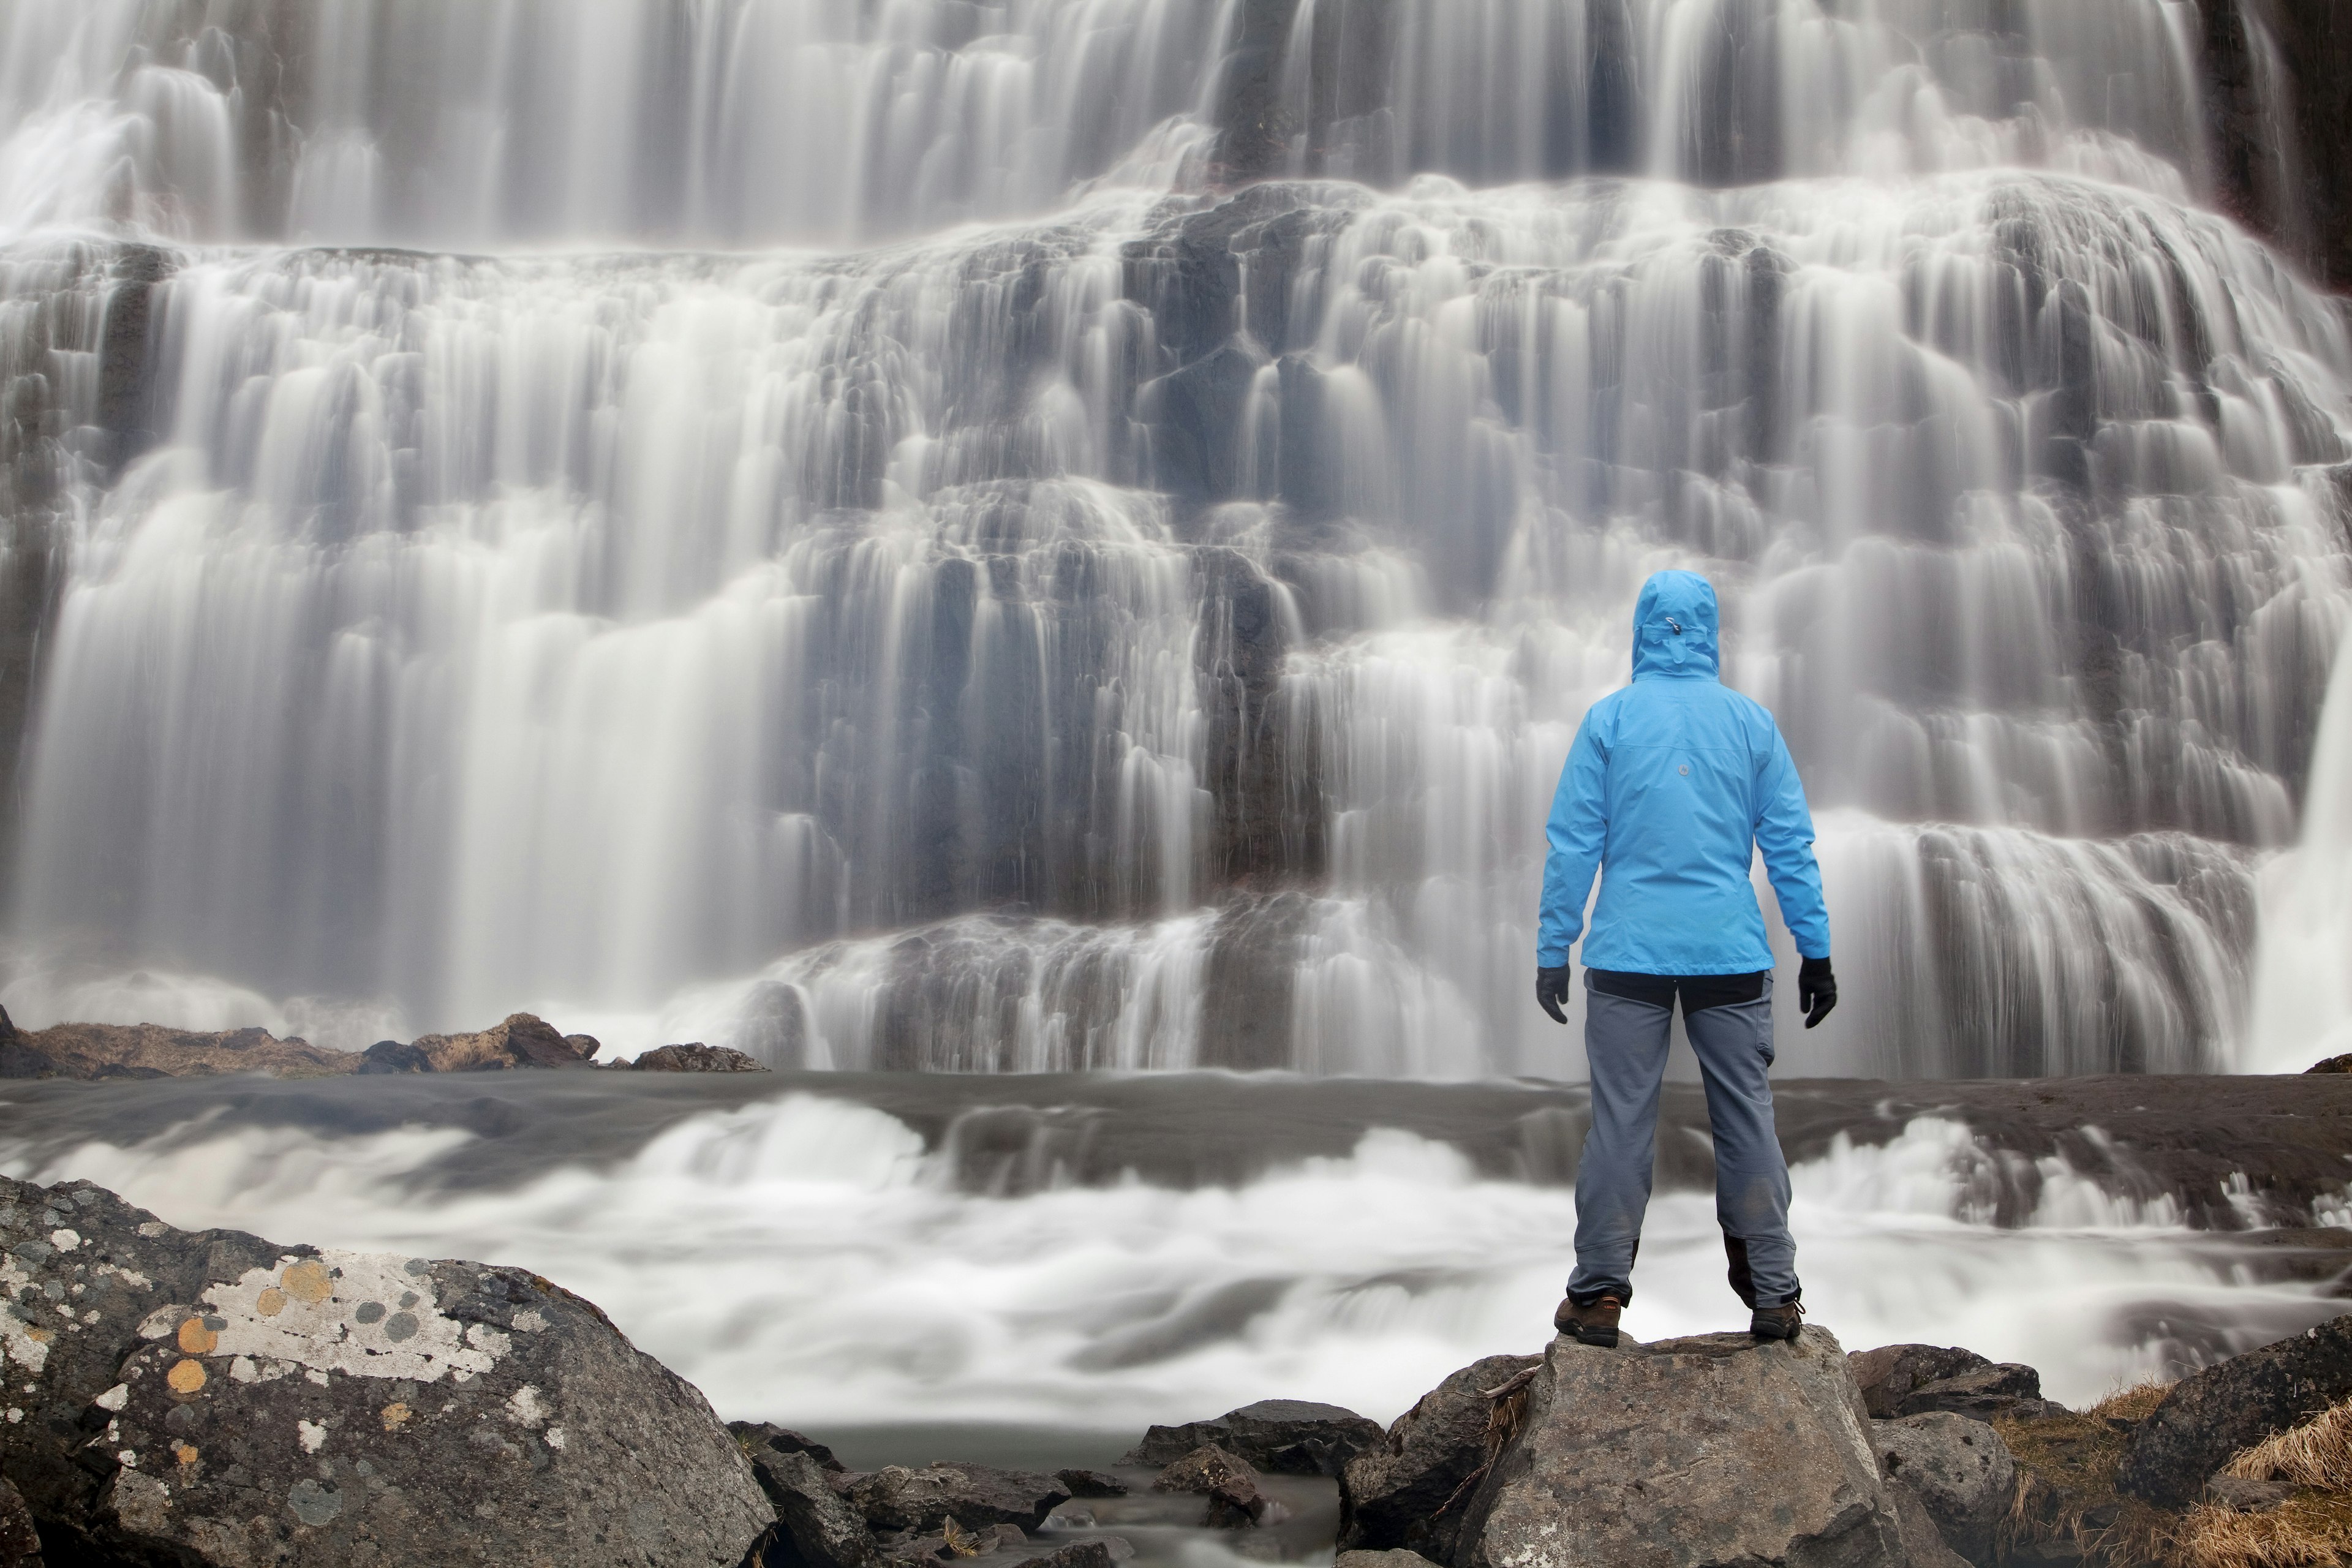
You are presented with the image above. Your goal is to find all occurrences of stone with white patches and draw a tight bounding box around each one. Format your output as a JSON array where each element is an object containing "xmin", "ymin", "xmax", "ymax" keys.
[
  {"xmin": 506, "ymin": 1385, "xmax": 548, "ymax": 1429},
  {"xmin": 297, "ymin": 1419, "xmax": 328, "ymax": 1454},
  {"xmin": 511, "ymin": 1308, "xmax": 548, "ymax": 1333},
  {"xmin": 48, "ymin": 1229, "xmax": 79, "ymax": 1251},
  {"xmin": 94, "ymin": 1382, "xmax": 129, "ymax": 1411}
]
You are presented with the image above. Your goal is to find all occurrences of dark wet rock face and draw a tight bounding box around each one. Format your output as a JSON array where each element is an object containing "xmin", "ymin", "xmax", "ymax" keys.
[
  {"xmin": 1870, "ymin": 1413, "xmax": 2016, "ymax": 1566},
  {"xmin": 1338, "ymin": 1352, "xmax": 1541, "ymax": 1563},
  {"xmin": 1121, "ymin": 1398, "xmax": 1385, "ymax": 1477},
  {"xmin": 2119, "ymin": 1312, "xmax": 2352, "ymax": 1506},
  {"xmin": 0, "ymin": 1173, "xmax": 771, "ymax": 1566},
  {"xmin": 0, "ymin": 1472, "xmax": 40, "ymax": 1566},
  {"xmin": 741, "ymin": 1446, "xmax": 876, "ymax": 1568},
  {"xmin": 1455, "ymin": 1329, "xmax": 1907, "ymax": 1568},
  {"xmin": 844, "ymin": 1464, "xmax": 1071, "ymax": 1536},
  {"xmin": 1052, "ymin": 1469, "xmax": 1125, "ymax": 1498},
  {"xmin": 629, "ymin": 1044, "xmax": 770, "ymax": 1073},
  {"xmin": 1850, "ymin": 1344, "xmax": 2050, "ymax": 1420}
]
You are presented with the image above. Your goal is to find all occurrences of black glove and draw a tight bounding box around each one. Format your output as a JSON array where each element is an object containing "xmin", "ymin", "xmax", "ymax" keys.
[
  {"xmin": 1798, "ymin": 956, "xmax": 1837, "ymax": 1030},
  {"xmin": 1536, "ymin": 966, "xmax": 1573, "ymax": 1026}
]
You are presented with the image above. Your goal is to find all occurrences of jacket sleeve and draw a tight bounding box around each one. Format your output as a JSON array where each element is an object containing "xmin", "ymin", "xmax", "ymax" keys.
[
  {"xmin": 1537, "ymin": 714, "xmax": 1609, "ymax": 968},
  {"xmin": 1754, "ymin": 722, "xmax": 1831, "ymax": 960}
]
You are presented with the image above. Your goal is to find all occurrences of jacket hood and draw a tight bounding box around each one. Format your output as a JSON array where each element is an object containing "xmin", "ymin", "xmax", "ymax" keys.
[{"xmin": 1630, "ymin": 570, "xmax": 1721, "ymax": 680}]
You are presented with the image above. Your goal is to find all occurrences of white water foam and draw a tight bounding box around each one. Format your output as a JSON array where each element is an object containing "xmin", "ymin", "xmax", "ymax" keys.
[{"xmin": 2, "ymin": 1096, "xmax": 2335, "ymax": 1427}]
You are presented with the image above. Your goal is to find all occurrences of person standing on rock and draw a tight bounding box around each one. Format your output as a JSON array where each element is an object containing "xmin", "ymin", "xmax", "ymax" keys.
[{"xmin": 1534, "ymin": 570, "xmax": 1835, "ymax": 1348}]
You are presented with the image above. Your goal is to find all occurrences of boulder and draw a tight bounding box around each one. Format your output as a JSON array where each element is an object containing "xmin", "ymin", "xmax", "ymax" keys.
[
  {"xmin": 0, "ymin": 1022, "xmax": 353, "ymax": 1081},
  {"xmin": 2119, "ymin": 1313, "xmax": 2352, "ymax": 1506},
  {"xmin": 0, "ymin": 1473, "xmax": 39, "ymax": 1567},
  {"xmin": 362, "ymin": 1012, "xmax": 596, "ymax": 1073},
  {"xmin": 734, "ymin": 1420, "xmax": 848, "ymax": 1474},
  {"xmin": 1902, "ymin": 1364, "xmax": 2053, "ymax": 1420},
  {"xmin": 2307, "ymin": 1054, "xmax": 2352, "ymax": 1074},
  {"xmin": 1454, "ymin": 1329, "xmax": 1910, "ymax": 1568},
  {"xmin": 564, "ymin": 1035, "xmax": 603, "ymax": 1060},
  {"xmin": 1054, "ymin": 1469, "xmax": 1126, "ymax": 1498},
  {"xmin": 1012, "ymin": 1544, "xmax": 1120, "ymax": 1568},
  {"xmin": 743, "ymin": 1447, "xmax": 877, "ymax": 1568},
  {"xmin": 631, "ymin": 1044, "xmax": 769, "ymax": 1073},
  {"xmin": 0, "ymin": 1173, "xmax": 773, "ymax": 1565},
  {"xmin": 1338, "ymin": 1352, "xmax": 1540, "ymax": 1562},
  {"xmin": 1121, "ymin": 1398, "xmax": 1385, "ymax": 1477},
  {"xmin": 1850, "ymin": 1346, "xmax": 1992, "ymax": 1419},
  {"xmin": 1152, "ymin": 1444, "xmax": 1281, "ymax": 1528},
  {"xmin": 1885, "ymin": 1480, "xmax": 1969, "ymax": 1568},
  {"xmin": 1870, "ymin": 1413, "xmax": 2015, "ymax": 1565},
  {"xmin": 845, "ymin": 1464, "xmax": 1071, "ymax": 1534},
  {"xmin": 1335, "ymin": 1552, "xmax": 1440, "ymax": 1568}
]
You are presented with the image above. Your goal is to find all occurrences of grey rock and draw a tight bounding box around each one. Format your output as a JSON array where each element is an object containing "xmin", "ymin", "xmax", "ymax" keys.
[
  {"xmin": 1054, "ymin": 1469, "xmax": 1126, "ymax": 1498},
  {"xmin": 2205, "ymin": 1474, "xmax": 2295, "ymax": 1512},
  {"xmin": 1901, "ymin": 1363, "xmax": 2049, "ymax": 1420},
  {"xmin": 2119, "ymin": 1312, "xmax": 2352, "ymax": 1506},
  {"xmin": 1153, "ymin": 1444, "xmax": 1262, "ymax": 1496},
  {"xmin": 0, "ymin": 1172, "xmax": 772, "ymax": 1566},
  {"xmin": 0, "ymin": 1472, "xmax": 40, "ymax": 1567},
  {"xmin": 1456, "ymin": 1329, "xmax": 1909, "ymax": 1568},
  {"xmin": 1152, "ymin": 1445, "xmax": 1276, "ymax": 1528},
  {"xmin": 1338, "ymin": 1352, "xmax": 1540, "ymax": 1563},
  {"xmin": 1849, "ymin": 1346, "xmax": 1993, "ymax": 1419},
  {"xmin": 846, "ymin": 1464, "xmax": 1071, "ymax": 1534},
  {"xmin": 1871, "ymin": 1413, "xmax": 2016, "ymax": 1565},
  {"xmin": 1121, "ymin": 1398, "xmax": 1385, "ymax": 1477},
  {"xmin": 734, "ymin": 1420, "xmax": 848, "ymax": 1474},
  {"xmin": 1013, "ymin": 1544, "xmax": 1121, "ymax": 1568},
  {"xmin": 632, "ymin": 1043, "xmax": 769, "ymax": 1073},
  {"xmin": 1335, "ymin": 1552, "xmax": 1441, "ymax": 1568},
  {"xmin": 745, "ymin": 1447, "xmax": 878, "ymax": 1568},
  {"xmin": 1886, "ymin": 1479, "xmax": 1969, "ymax": 1568}
]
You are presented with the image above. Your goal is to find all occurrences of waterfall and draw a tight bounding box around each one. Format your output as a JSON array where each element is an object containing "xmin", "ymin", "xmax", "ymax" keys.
[{"xmin": 1, "ymin": 0, "xmax": 2347, "ymax": 1077}]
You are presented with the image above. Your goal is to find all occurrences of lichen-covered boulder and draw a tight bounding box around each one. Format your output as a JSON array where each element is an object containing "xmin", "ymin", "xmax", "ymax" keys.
[
  {"xmin": 360, "ymin": 1012, "xmax": 595, "ymax": 1073},
  {"xmin": 1, "ymin": 1173, "xmax": 772, "ymax": 1565},
  {"xmin": 2120, "ymin": 1313, "xmax": 2352, "ymax": 1507},
  {"xmin": 1456, "ymin": 1329, "xmax": 1909, "ymax": 1568},
  {"xmin": 1871, "ymin": 1413, "xmax": 2015, "ymax": 1565},
  {"xmin": 1339, "ymin": 1352, "xmax": 1540, "ymax": 1562},
  {"xmin": 629, "ymin": 1045, "xmax": 768, "ymax": 1073}
]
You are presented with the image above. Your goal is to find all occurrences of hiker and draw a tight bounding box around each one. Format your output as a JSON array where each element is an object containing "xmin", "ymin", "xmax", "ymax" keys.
[{"xmin": 1534, "ymin": 570, "xmax": 1834, "ymax": 1348}]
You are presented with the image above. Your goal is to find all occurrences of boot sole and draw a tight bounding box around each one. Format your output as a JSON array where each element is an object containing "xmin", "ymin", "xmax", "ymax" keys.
[{"xmin": 1561, "ymin": 1325, "xmax": 1619, "ymax": 1348}]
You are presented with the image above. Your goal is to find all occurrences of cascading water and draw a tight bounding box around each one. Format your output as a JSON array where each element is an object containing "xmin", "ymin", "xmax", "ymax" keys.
[{"xmin": 2, "ymin": 0, "xmax": 2349, "ymax": 1080}]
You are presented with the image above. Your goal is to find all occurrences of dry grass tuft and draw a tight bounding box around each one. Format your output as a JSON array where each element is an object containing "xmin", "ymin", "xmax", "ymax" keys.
[
  {"xmin": 2167, "ymin": 1493, "xmax": 2352, "ymax": 1568},
  {"xmin": 2225, "ymin": 1401, "xmax": 2352, "ymax": 1492},
  {"xmin": 1994, "ymin": 1386, "xmax": 2352, "ymax": 1568}
]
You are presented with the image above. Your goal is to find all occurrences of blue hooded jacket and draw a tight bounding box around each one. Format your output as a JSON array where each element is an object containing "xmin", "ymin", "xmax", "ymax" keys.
[{"xmin": 1537, "ymin": 571, "xmax": 1831, "ymax": 974}]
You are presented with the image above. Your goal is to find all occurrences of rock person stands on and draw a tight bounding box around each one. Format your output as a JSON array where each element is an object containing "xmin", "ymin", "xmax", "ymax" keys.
[{"xmin": 1534, "ymin": 570, "xmax": 1837, "ymax": 1346}]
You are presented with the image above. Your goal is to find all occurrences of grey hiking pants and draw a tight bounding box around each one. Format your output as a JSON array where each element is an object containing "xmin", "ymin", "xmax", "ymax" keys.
[{"xmin": 1567, "ymin": 972, "xmax": 1800, "ymax": 1308}]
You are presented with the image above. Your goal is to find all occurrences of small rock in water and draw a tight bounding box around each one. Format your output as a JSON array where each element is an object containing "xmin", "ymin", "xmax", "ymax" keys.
[
  {"xmin": 846, "ymin": 1464, "xmax": 1072, "ymax": 1534},
  {"xmin": 631, "ymin": 1042, "xmax": 769, "ymax": 1072},
  {"xmin": 1152, "ymin": 1444, "xmax": 1262, "ymax": 1496},
  {"xmin": 1053, "ymin": 1468, "xmax": 1127, "ymax": 1498},
  {"xmin": 1123, "ymin": 1399, "xmax": 1384, "ymax": 1477}
]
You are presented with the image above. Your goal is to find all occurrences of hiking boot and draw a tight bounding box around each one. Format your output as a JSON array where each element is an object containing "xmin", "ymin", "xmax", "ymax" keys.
[
  {"xmin": 1751, "ymin": 1300, "xmax": 1805, "ymax": 1342},
  {"xmin": 1554, "ymin": 1294, "xmax": 1622, "ymax": 1348}
]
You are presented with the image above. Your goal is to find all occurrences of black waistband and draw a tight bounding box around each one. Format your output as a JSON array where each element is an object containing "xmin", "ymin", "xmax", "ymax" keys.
[{"xmin": 1587, "ymin": 968, "xmax": 1767, "ymax": 1014}]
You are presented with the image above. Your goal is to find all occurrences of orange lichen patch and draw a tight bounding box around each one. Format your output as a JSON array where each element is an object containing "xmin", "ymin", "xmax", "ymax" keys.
[
  {"xmin": 255, "ymin": 1287, "xmax": 287, "ymax": 1317},
  {"xmin": 281, "ymin": 1260, "xmax": 333, "ymax": 1304},
  {"xmin": 173, "ymin": 1442, "xmax": 199, "ymax": 1467},
  {"xmin": 381, "ymin": 1401, "xmax": 411, "ymax": 1432},
  {"xmin": 24, "ymin": 1329, "xmax": 51, "ymax": 1345},
  {"xmin": 166, "ymin": 1359, "xmax": 207, "ymax": 1395},
  {"xmin": 177, "ymin": 1317, "xmax": 219, "ymax": 1354}
]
